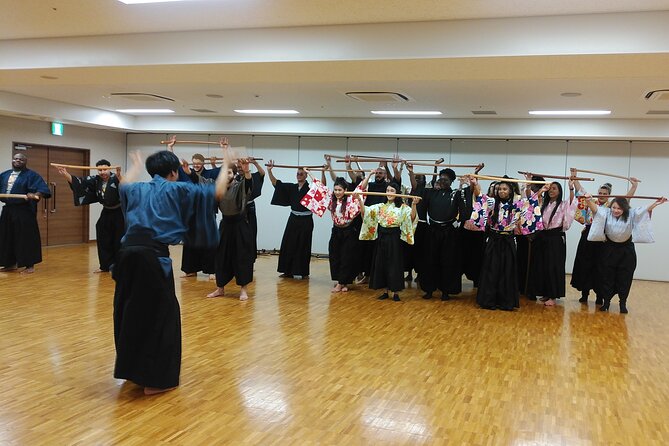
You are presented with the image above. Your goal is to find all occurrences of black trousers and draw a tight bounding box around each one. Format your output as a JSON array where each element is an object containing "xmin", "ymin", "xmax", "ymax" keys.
[
  {"xmin": 369, "ymin": 226, "xmax": 404, "ymax": 292},
  {"xmin": 112, "ymin": 245, "xmax": 181, "ymax": 389},
  {"xmin": 527, "ymin": 228, "xmax": 567, "ymax": 299},
  {"xmin": 0, "ymin": 204, "xmax": 42, "ymax": 268},
  {"xmin": 278, "ymin": 214, "xmax": 313, "ymax": 276},
  {"xmin": 476, "ymin": 231, "xmax": 519, "ymax": 310},
  {"xmin": 599, "ymin": 240, "xmax": 636, "ymax": 303},
  {"xmin": 329, "ymin": 225, "xmax": 360, "ymax": 285},
  {"xmin": 570, "ymin": 226, "xmax": 604, "ymax": 295},
  {"xmin": 420, "ymin": 224, "xmax": 461, "ymax": 295},
  {"xmin": 215, "ymin": 214, "xmax": 255, "ymax": 287},
  {"xmin": 96, "ymin": 207, "xmax": 125, "ymax": 271}
]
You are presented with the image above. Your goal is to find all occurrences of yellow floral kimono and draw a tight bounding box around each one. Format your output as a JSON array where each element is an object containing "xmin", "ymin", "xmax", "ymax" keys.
[{"xmin": 359, "ymin": 202, "xmax": 418, "ymax": 245}]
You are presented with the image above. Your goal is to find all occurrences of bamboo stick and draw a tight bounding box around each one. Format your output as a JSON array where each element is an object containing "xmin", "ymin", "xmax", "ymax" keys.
[
  {"xmin": 265, "ymin": 164, "xmax": 325, "ymax": 169},
  {"xmin": 160, "ymin": 140, "xmax": 218, "ymax": 145},
  {"xmin": 336, "ymin": 158, "xmax": 395, "ymax": 163},
  {"xmin": 408, "ymin": 162, "xmax": 481, "ymax": 168},
  {"xmin": 573, "ymin": 168, "xmax": 638, "ymax": 182},
  {"xmin": 0, "ymin": 193, "xmax": 29, "ymax": 199},
  {"xmin": 463, "ymin": 174, "xmax": 550, "ymax": 185},
  {"xmin": 590, "ymin": 195, "xmax": 664, "ymax": 200},
  {"xmin": 50, "ymin": 163, "xmax": 120, "ymax": 170},
  {"xmin": 517, "ymin": 171, "xmax": 594, "ymax": 181},
  {"xmin": 344, "ymin": 191, "xmax": 421, "ymax": 200}
]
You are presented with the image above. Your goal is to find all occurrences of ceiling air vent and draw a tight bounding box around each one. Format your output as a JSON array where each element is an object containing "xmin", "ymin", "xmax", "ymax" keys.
[
  {"xmin": 644, "ymin": 89, "xmax": 669, "ymax": 101},
  {"xmin": 471, "ymin": 110, "xmax": 497, "ymax": 115},
  {"xmin": 345, "ymin": 92, "xmax": 411, "ymax": 102},
  {"xmin": 191, "ymin": 108, "xmax": 217, "ymax": 113},
  {"xmin": 646, "ymin": 110, "xmax": 669, "ymax": 115},
  {"xmin": 110, "ymin": 93, "xmax": 174, "ymax": 102}
]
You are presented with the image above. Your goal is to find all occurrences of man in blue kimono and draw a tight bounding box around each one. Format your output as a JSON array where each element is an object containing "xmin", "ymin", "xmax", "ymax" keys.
[{"xmin": 0, "ymin": 153, "xmax": 51, "ymax": 274}]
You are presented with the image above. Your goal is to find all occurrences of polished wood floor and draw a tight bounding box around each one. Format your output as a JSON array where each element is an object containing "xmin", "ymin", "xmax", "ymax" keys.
[{"xmin": 1, "ymin": 243, "xmax": 668, "ymax": 445}]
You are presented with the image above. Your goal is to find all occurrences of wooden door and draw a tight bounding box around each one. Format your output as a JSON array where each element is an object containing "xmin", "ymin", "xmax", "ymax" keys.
[{"xmin": 12, "ymin": 143, "xmax": 89, "ymax": 246}]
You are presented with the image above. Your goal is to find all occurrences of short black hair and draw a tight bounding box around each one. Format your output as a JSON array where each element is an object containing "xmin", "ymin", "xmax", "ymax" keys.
[
  {"xmin": 145, "ymin": 150, "xmax": 180, "ymax": 178},
  {"xmin": 439, "ymin": 168, "xmax": 456, "ymax": 182},
  {"xmin": 95, "ymin": 159, "xmax": 111, "ymax": 167}
]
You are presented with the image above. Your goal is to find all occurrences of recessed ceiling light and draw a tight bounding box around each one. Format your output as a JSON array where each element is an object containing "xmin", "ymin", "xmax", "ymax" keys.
[
  {"xmin": 371, "ymin": 111, "xmax": 442, "ymax": 116},
  {"xmin": 529, "ymin": 110, "xmax": 610, "ymax": 116},
  {"xmin": 115, "ymin": 109, "xmax": 175, "ymax": 114},
  {"xmin": 40, "ymin": 75, "xmax": 59, "ymax": 80},
  {"xmin": 206, "ymin": 94, "xmax": 224, "ymax": 99},
  {"xmin": 560, "ymin": 92, "xmax": 582, "ymax": 97},
  {"xmin": 234, "ymin": 109, "xmax": 299, "ymax": 115}
]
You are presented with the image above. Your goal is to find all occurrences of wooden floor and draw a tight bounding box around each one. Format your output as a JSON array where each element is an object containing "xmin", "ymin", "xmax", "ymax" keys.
[{"xmin": 1, "ymin": 243, "xmax": 668, "ymax": 445}]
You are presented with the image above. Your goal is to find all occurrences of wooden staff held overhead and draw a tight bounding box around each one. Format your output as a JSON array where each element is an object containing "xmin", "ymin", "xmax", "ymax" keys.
[
  {"xmin": 336, "ymin": 157, "xmax": 395, "ymax": 163},
  {"xmin": 265, "ymin": 164, "xmax": 326, "ymax": 169},
  {"xmin": 573, "ymin": 168, "xmax": 639, "ymax": 182},
  {"xmin": 50, "ymin": 163, "xmax": 120, "ymax": 170},
  {"xmin": 160, "ymin": 139, "xmax": 218, "ymax": 145},
  {"xmin": 517, "ymin": 171, "xmax": 594, "ymax": 181},
  {"xmin": 408, "ymin": 162, "xmax": 481, "ymax": 168},
  {"xmin": 344, "ymin": 191, "xmax": 421, "ymax": 200},
  {"xmin": 462, "ymin": 173, "xmax": 550, "ymax": 185},
  {"xmin": 590, "ymin": 195, "xmax": 664, "ymax": 200}
]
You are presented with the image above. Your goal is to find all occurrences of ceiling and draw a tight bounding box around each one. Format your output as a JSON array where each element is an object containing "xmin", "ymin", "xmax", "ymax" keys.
[{"xmin": 1, "ymin": 0, "xmax": 669, "ymax": 133}]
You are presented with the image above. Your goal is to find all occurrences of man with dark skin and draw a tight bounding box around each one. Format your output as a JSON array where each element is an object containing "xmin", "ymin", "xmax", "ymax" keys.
[{"xmin": 0, "ymin": 153, "xmax": 51, "ymax": 274}]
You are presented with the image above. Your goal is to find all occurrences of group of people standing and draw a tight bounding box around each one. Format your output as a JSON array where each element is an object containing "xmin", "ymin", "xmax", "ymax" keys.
[{"xmin": 1, "ymin": 142, "xmax": 666, "ymax": 396}]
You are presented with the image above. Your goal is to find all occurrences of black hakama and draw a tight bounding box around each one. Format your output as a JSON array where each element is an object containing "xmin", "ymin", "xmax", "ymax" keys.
[
  {"xmin": 0, "ymin": 204, "xmax": 43, "ymax": 268},
  {"xmin": 181, "ymin": 244, "xmax": 216, "ymax": 275},
  {"xmin": 215, "ymin": 213, "xmax": 255, "ymax": 286},
  {"xmin": 112, "ymin": 244, "xmax": 181, "ymax": 389},
  {"xmin": 527, "ymin": 228, "xmax": 567, "ymax": 299},
  {"xmin": 411, "ymin": 221, "xmax": 429, "ymax": 281},
  {"xmin": 476, "ymin": 231, "xmax": 519, "ymax": 310},
  {"xmin": 420, "ymin": 224, "xmax": 462, "ymax": 295},
  {"xmin": 277, "ymin": 213, "xmax": 314, "ymax": 276},
  {"xmin": 329, "ymin": 225, "xmax": 360, "ymax": 285},
  {"xmin": 369, "ymin": 226, "xmax": 405, "ymax": 291},
  {"xmin": 599, "ymin": 239, "xmax": 636, "ymax": 303},
  {"xmin": 570, "ymin": 225, "xmax": 604, "ymax": 295},
  {"xmin": 515, "ymin": 234, "xmax": 531, "ymax": 295},
  {"xmin": 458, "ymin": 227, "xmax": 486, "ymax": 288},
  {"xmin": 96, "ymin": 207, "xmax": 125, "ymax": 271}
]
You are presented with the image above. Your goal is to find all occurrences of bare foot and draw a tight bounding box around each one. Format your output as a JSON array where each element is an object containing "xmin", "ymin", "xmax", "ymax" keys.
[
  {"xmin": 340, "ymin": 286, "xmax": 349, "ymax": 293},
  {"xmin": 20, "ymin": 267, "xmax": 35, "ymax": 275},
  {"xmin": 144, "ymin": 386, "xmax": 176, "ymax": 395},
  {"xmin": 331, "ymin": 283, "xmax": 342, "ymax": 293},
  {"xmin": 206, "ymin": 287, "xmax": 225, "ymax": 298},
  {"xmin": 239, "ymin": 293, "xmax": 249, "ymax": 301},
  {"xmin": 0, "ymin": 265, "xmax": 18, "ymax": 272},
  {"xmin": 208, "ymin": 274, "xmax": 216, "ymax": 281},
  {"xmin": 181, "ymin": 272, "xmax": 197, "ymax": 278},
  {"xmin": 93, "ymin": 269, "xmax": 109, "ymax": 274},
  {"xmin": 544, "ymin": 299, "xmax": 556, "ymax": 307}
]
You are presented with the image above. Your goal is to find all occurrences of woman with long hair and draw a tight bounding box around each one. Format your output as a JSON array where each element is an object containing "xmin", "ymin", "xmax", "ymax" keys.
[
  {"xmin": 355, "ymin": 172, "xmax": 419, "ymax": 302},
  {"xmin": 301, "ymin": 171, "xmax": 367, "ymax": 292},
  {"xmin": 526, "ymin": 180, "xmax": 578, "ymax": 307},
  {"xmin": 585, "ymin": 194, "xmax": 667, "ymax": 313},
  {"xmin": 469, "ymin": 175, "xmax": 547, "ymax": 310}
]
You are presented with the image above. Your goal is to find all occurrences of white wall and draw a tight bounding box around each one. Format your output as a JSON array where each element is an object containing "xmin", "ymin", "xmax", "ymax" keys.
[{"xmin": 0, "ymin": 115, "xmax": 126, "ymax": 240}]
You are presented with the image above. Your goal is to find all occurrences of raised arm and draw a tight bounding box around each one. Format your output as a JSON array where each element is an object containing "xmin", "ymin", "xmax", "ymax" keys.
[
  {"xmin": 410, "ymin": 196, "xmax": 420, "ymax": 221},
  {"xmin": 647, "ymin": 196, "xmax": 667, "ymax": 213},
  {"xmin": 215, "ymin": 152, "xmax": 230, "ymax": 200},
  {"xmin": 407, "ymin": 163, "xmax": 417, "ymax": 191},
  {"xmin": 626, "ymin": 177, "xmax": 640, "ymax": 201},
  {"xmin": 56, "ymin": 166, "xmax": 73, "ymax": 184},
  {"xmin": 583, "ymin": 193, "xmax": 598, "ymax": 215},
  {"xmin": 570, "ymin": 168, "xmax": 585, "ymax": 194},
  {"xmin": 251, "ymin": 157, "xmax": 265, "ymax": 178},
  {"xmin": 166, "ymin": 135, "xmax": 176, "ymax": 152},
  {"xmin": 324, "ymin": 155, "xmax": 337, "ymax": 182},
  {"xmin": 267, "ymin": 160, "xmax": 278, "ymax": 186},
  {"xmin": 391, "ymin": 155, "xmax": 402, "ymax": 182},
  {"xmin": 121, "ymin": 151, "xmax": 144, "ymax": 184},
  {"xmin": 359, "ymin": 170, "xmax": 376, "ymax": 191}
]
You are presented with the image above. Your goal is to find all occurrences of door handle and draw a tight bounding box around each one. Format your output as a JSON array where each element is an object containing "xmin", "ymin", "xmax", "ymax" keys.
[{"xmin": 49, "ymin": 182, "xmax": 57, "ymax": 213}]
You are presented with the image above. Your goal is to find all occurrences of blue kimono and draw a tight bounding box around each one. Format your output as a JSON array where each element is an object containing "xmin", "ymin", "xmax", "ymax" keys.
[{"xmin": 0, "ymin": 168, "xmax": 51, "ymax": 268}]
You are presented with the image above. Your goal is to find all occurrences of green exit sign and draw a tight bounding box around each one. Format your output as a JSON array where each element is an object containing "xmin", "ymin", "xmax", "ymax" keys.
[{"xmin": 51, "ymin": 122, "xmax": 63, "ymax": 136}]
